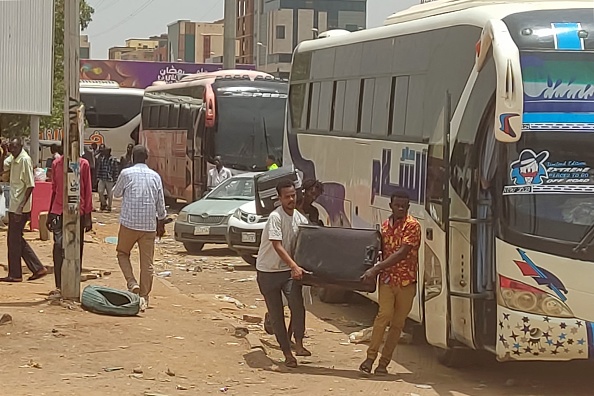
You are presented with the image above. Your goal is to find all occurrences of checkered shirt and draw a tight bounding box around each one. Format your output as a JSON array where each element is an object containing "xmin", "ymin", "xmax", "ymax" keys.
[
  {"xmin": 96, "ymin": 155, "xmax": 119, "ymax": 182},
  {"xmin": 113, "ymin": 164, "xmax": 167, "ymax": 232}
]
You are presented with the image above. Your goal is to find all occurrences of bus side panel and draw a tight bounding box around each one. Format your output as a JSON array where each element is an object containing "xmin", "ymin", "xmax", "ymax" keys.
[{"xmin": 141, "ymin": 129, "xmax": 188, "ymax": 201}]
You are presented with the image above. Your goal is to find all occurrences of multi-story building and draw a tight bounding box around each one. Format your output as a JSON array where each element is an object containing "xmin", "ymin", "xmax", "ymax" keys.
[
  {"xmin": 254, "ymin": 0, "xmax": 367, "ymax": 77},
  {"xmin": 80, "ymin": 34, "xmax": 91, "ymax": 59},
  {"xmin": 108, "ymin": 35, "xmax": 168, "ymax": 61},
  {"xmin": 168, "ymin": 20, "xmax": 227, "ymax": 63},
  {"xmin": 237, "ymin": 0, "xmax": 255, "ymax": 64}
]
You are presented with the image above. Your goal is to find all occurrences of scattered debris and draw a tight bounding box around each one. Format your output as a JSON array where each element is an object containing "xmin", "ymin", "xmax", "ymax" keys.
[
  {"xmin": 104, "ymin": 236, "xmax": 118, "ymax": 245},
  {"xmin": 234, "ymin": 276, "xmax": 256, "ymax": 283},
  {"xmin": 0, "ymin": 313, "xmax": 13, "ymax": 325},
  {"xmin": 165, "ymin": 368, "xmax": 175, "ymax": 377},
  {"xmin": 234, "ymin": 327, "xmax": 249, "ymax": 338},
  {"xmin": 20, "ymin": 360, "xmax": 42, "ymax": 369},
  {"xmin": 176, "ymin": 385, "xmax": 188, "ymax": 390},
  {"xmin": 226, "ymin": 265, "xmax": 235, "ymax": 272},
  {"xmin": 157, "ymin": 271, "xmax": 172, "ymax": 278},
  {"xmin": 133, "ymin": 366, "xmax": 143, "ymax": 374},
  {"xmin": 129, "ymin": 373, "xmax": 144, "ymax": 380},
  {"xmin": 415, "ymin": 384, "xmax": 433, "ymax": 390},
  {"xmin": 349, "ymin": 328, "xmax": 373, "ymax": 344},
  {"xmin": 242, "ymin": 314, "xmax": 262, "ymax": 324},
  {"xmin": 215, "ymin": 295, "xmax": 245, "ymax": 309},
  {"xmin": 220, "ymin": 387, "xmax": 228, "ymax": 393},
  {"xmin": 103, "ymin": 367, "xmax": 124, "ymax": 372}
]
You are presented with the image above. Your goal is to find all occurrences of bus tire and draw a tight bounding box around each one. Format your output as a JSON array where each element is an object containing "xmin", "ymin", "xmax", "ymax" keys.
[
  {"xmin": 241, "ymin": 255, "xmax": 257, "ymax": 266},
  {"xmin": 435, "ymin": 347, "xmax": 471, "ymax": 368},
  {"xmin": 183, "ymin": 242, "xmax": 204, "ymax": 254},
  {"xmin": 317, "ymin": 286, "xmax": 351, "ymax": 304}
]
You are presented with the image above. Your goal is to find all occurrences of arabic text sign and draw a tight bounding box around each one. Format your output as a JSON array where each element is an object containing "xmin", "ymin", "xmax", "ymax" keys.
[{"xmin": 79, "ymin": 60, "xmax": 256, "ymax": 89}]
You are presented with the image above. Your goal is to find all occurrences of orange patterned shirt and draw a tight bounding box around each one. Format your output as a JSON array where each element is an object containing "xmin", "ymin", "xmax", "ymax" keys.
[{"xmin": 379, "ymin": 214, "xmax": 421, "ymax": 287}]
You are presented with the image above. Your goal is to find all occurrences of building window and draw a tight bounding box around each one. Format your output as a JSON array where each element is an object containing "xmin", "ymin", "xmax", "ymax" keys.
[
  {"xmin": 345, "ymin": 24, "xmax": 359, "ymax": 32},
  {"xmin": 276, "ymin": 25, "xmax": 286, "ymax": 39}
]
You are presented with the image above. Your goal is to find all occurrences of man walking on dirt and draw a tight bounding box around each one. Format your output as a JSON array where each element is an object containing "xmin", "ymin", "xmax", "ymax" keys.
[
  {"xmin": 113, "ymin": 145, "xmax": 167, "ymax": 311},
  {"xmin": 359, "ymin": 189, "xmax": 421, "ymax": 375},
  {"xmin": 256, "ymin": 179, "xmax": 310, "ymax": 368},
  {"xmin": 0, "ymin": 139, "xmax": 47, "ymax": 282},
  {"xmin": 96, "ymin": 146, "xmax": 118, "ymax": 212}
]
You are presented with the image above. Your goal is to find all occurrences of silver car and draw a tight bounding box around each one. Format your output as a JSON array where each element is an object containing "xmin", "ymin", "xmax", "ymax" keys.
[{"xmin": 174, "ymin": 173, "xmax": 261, "ymax": 253}]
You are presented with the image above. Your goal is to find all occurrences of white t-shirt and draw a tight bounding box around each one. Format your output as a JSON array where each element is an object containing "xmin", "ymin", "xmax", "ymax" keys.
[
  {"xmin": 207, "ymin": 167, "xmax": 232, "ymax": 188},
  {"xmin": 256, "ymin": 207, "xmax": 308, "ymax": 272}
]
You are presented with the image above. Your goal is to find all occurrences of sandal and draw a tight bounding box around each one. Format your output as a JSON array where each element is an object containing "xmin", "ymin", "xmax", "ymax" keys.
[
  {"xmin": 359, "ymin": 358, "xmax": 374, "ymax": 374},
  {"xmin": 374, "ymin": 364, "xmax": 388, "ymax": 375},
  {"xmin": 28, "ymin": 268, "xmax": 48, "ymax": 281},
  {"xmin": 284, "ymin": 357, "xmax": 298, "ymax": 368},
  {"xmin": 0, "ymin": 277, "xmax": 23, "ymax": 283}
]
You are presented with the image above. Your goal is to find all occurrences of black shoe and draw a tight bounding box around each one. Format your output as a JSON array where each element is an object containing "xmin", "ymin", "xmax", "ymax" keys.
[{"xmin": 264, "ymin": 312, "xmax": 274, "ymax": 335}]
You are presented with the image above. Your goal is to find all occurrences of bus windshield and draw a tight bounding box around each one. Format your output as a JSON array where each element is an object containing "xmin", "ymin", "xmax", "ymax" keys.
[
  {"xmin": 502, "ymin": 51, "xmax": 594, "ymax": 244},
  {"xmin": 215, "ymin": 91, "xmax": 287, "ymax": 171}
]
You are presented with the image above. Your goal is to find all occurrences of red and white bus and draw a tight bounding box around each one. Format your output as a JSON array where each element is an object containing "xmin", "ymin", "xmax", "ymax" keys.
[{"xmin": 140, "ymin": 70, "xmax": 288, "ymax": 203}]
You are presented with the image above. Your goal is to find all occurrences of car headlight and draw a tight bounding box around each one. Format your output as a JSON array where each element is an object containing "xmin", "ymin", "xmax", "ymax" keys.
[
  {"xmin": 178, "ymin": 211, "xmax": 189, "ymax": 222},
  {"xmin": 498, "ymin": 275, "xmax": 573, "ymax": 318},
  {"xmin": 233, "ymin": 208, "xmax": 242, "ymax": 220}
]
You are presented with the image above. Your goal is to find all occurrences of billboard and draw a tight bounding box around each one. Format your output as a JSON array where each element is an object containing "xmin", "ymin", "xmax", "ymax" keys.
[
  {"xmin": 80, "ymin": 60, "xmax": 256, "ymax": 89},
  {"xmin": 0, "ymin": 0, "xmax": 54, "ymax": 115}
]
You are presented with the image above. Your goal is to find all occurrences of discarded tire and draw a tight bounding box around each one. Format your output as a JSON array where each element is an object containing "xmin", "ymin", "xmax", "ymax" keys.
[{"xmin": 81, "ymin": 285, "xmax": 140, "ymax": 316}]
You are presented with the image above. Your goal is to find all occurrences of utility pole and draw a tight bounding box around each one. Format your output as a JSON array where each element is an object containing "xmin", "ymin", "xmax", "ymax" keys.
[
  {"xmin": 223, "ymin": 0, "xmax": 236, "ymax": 69},
  {"xmin": 62, "ymin": 0, "xmax": 81, "ymax": 301}
]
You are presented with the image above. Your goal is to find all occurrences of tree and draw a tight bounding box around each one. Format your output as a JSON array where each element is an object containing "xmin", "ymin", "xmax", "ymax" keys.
[{"xmin": 0, "ymin": 0, "xmax": 94, "ymax": 138}]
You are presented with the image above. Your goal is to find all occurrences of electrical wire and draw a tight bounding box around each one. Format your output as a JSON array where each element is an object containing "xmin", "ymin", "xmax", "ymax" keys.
[{"xmin": 92, "ymin": 0, "xmax": 157, "ymax": 37}]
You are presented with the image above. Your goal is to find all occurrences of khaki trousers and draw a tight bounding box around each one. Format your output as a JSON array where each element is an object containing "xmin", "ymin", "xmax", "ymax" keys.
[
  {"xmin": 367, "ymin": 282, "xmax": 417, "ymax": 366},
  {"xmin": 116, "ymin": 225, "xmax": 156, "ymax": 298}
]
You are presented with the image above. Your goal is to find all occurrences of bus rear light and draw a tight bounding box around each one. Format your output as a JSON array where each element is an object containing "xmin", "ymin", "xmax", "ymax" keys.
[{"xmin": 498, "ymin": 275, "xmax": 573, "ymax": 318}]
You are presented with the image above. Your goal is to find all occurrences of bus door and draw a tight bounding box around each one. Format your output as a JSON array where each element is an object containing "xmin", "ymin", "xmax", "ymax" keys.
[
  {"xmin": 192, "ymin": 108, "xmax": 208, "ymax": 201},
  {"xmin": 423, "ymin": 94, "xmax": 452, "ymax": 350}
]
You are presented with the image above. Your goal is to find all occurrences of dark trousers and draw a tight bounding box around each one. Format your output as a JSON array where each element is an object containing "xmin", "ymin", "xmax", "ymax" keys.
[
  {"xmin": 51, "ymin": 215, "xmax": 85, "ymax": 289},
  {"xmin": 257, "ymin": 270, "xmax": 306, "ymax": 353},
  {"xmin": 7, "ymin": 212, "xmax": 45, "ymax": 278}
]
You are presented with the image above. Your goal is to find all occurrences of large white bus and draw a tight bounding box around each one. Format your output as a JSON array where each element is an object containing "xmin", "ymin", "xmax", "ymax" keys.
[
  {"xmin": 80, "ymin": 80, "xmax": 143, "ymax": 157},
  {"xmin": 285, "ymin": 0, "xmax": 594, "ymax": 365}
]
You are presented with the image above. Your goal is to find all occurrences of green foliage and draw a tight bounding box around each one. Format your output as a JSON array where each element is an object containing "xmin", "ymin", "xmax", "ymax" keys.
[{"xmin": 0, "ymin": 0, "xmax": 94, "ymax": 138}]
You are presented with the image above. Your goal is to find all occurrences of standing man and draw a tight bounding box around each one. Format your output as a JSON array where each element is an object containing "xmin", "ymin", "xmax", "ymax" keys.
[
  {"xmin": 0, "ymin": 139, "xmax": 47, "ymax": 282},
  {"xmin": 119, "ymin": 143, "xmax": 134, "ymax": 170},
  {"xmin": 266, "ymin": 155, "xmax": 279, "ymax": 171},
  {"xmin": 82, "ymin": 145, "xmax": 96, "ymax": 192},
  {"xmin": 96, "ymin": 146, "xmax": 118, "ymax": 212},
  {"xmin": 113, "ymin": 145, "xmax": 167, "ymax": 311},
  {"xmin": 47, "ymin": 154, "xmax": 93, "ymax": 297},
  {"xmin": 359, "ymin": 189, "xmax": 421, "ymax": 375},
  {"xmin": 256, "ymin": 179, "xmax": 310, "ymax": 368},
  {"xmin": 207, "ymin": 155, "xmax": 232, "ymax": 189}
]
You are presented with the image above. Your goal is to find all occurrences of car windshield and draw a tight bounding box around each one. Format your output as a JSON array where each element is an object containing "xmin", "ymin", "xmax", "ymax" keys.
[{"xmin": 207, "ymin": 177, "xmax": 255, "ymax": 200}]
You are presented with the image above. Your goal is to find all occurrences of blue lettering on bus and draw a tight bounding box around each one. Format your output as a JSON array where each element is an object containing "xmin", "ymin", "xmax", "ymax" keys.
[{"xmin": 371, "ymin": 147, "xmax": 427, "ymax": 205}]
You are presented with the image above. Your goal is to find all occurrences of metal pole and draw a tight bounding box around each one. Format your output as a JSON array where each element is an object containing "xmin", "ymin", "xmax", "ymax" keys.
[
  {"xmin": 223, "ymin": 0, "xmax": 236, "ymax": 69},
  {"xmin": 62, "ymin": 0, "xmax": 81, "ymax": 301},
  {"xmin": 30, "ymin": 115, "xmax": 40, "ymax": 166}
]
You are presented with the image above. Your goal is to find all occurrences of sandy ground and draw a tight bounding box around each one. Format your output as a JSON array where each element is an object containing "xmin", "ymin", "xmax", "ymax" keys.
[{"xmin": 0, "ymin": 198, "xmax": 592, "ymax": 396}]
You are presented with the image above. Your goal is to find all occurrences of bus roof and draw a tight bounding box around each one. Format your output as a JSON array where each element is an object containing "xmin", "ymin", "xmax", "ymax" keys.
[
  {"xmin": 295, "ymin": 1, "xmax": 593, "ymax": 54},
  {"xmin": 80, "ymin": 80, "xmax": 145, "ymax": 96},
  {"xmin": 145, "ymin": 69, "xmax": 285, "ymax": 93}
]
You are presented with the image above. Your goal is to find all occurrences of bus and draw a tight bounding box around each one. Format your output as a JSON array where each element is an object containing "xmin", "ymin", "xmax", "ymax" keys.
[
  {"xmin": 140, "ymin": 70, "xmax": 288, "ymax": 203},
  {"xmin": 80, "ymin": 80, "xmax": 144, "ymax": 157},
  {"xmin": 285, "ymin": 0, "xmax": 594, "ymax": 365}
]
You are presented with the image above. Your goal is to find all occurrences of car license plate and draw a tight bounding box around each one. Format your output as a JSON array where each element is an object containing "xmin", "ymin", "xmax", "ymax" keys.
[
  {"xmin": 241, "ymin": 232, "xmax": 256, "ymax": 243},
  {"xmin": 194, "ymin": 226, "xmax": 210, "ymax": 235}
]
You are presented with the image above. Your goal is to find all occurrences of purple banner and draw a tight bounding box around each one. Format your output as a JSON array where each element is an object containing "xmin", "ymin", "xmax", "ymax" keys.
[{"xmin": 80, "ymin": 60, "xmax": 256, "ymax": 89}]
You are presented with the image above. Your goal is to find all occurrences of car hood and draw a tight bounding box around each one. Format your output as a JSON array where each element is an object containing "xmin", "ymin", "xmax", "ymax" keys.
[
  {"xmin": 183, "ymin": 199, "xmax": 249, "ymax": 215},
  {"xmin": 238, "ymin": 200, "xmax": 257, "ymax": 214}
]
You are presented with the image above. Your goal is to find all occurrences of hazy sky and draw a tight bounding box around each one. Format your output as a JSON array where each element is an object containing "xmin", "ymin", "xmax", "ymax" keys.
[{"xmin": 85, "ymin": 0, "xmax": 419, "ymax": 59}]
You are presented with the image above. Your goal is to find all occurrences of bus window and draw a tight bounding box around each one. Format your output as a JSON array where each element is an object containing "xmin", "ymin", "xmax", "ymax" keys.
[{"xmin": 81, "ymin": 92, "xmax": 142, "ymax": 129}]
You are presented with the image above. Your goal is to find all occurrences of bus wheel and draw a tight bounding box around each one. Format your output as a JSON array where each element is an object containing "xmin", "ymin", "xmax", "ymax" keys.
[
  {"xmin": 183, "ymin": 242, "xmax": 204, "ymax": 255},
  {"xmin": 317, "ymin": 286, "xmax": 351, "ymax": 304},
  {"xmin": 435, "ymin": 347, "xmax": 471, "ymax": 368},
  {"xmin": 241, "ymin": 255, "xmax": 257, "ymax": 266}
]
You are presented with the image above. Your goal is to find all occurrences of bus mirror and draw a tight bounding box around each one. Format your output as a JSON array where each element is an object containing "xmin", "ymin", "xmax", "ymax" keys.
[{"xmin": 477, "ymin": 20, "xmax": 523, "ymax": 143}]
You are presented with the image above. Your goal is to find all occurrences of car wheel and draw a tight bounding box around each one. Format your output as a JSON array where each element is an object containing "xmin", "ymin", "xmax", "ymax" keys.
[
  {"xmin": 241, "ymin": 254, "xmax": 257, "ymax": 266},
  {"xmin": 183, "ymin": 242, "xmax": 205, "ymax": 254}
]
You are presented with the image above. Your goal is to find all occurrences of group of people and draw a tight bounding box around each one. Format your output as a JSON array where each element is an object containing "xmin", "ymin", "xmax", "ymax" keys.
[
  {"xmin": 256, "ymin": 178, "xmax": 420, "ymax": 374},
  {"xmin": 0, "ymin": 139, "xmax": 166, "ymax": 311}
]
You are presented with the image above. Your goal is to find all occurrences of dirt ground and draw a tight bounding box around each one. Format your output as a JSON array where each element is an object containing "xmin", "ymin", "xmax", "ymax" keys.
[{"xmin": 0, "ymin": 198, "xmax": 592, "ymax": 396}]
